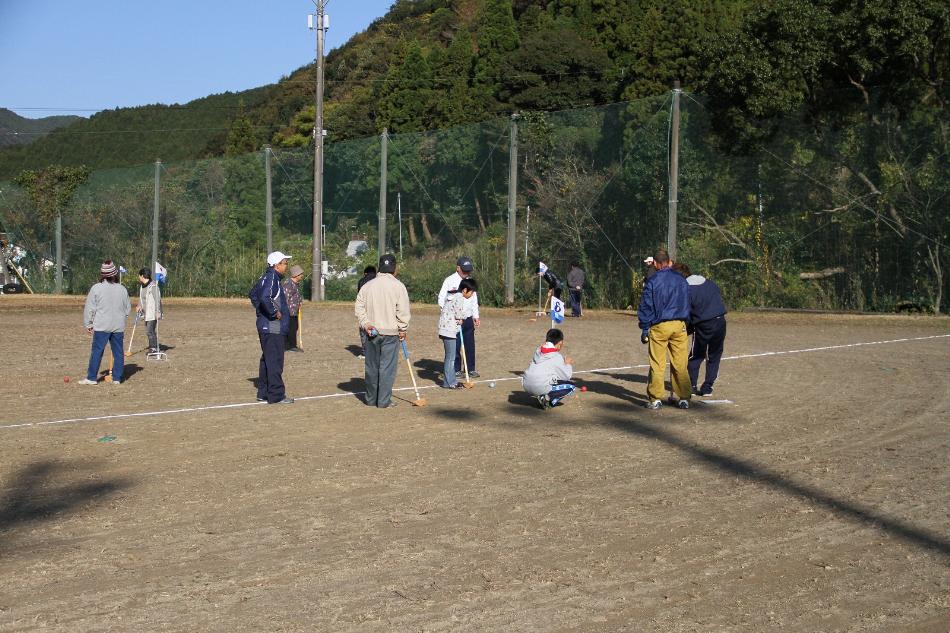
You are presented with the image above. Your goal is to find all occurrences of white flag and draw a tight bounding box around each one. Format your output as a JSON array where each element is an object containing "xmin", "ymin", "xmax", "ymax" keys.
[
  {"xmin": 551, "ymin": 296, "xmax": 565, "ymax": 323},
  {"xmin": 155, "ymin": 261, "xmax": 167, "ymax": 283}
]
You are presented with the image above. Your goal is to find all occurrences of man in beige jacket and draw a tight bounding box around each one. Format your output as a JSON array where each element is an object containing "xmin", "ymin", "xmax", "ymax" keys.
[{"xmin": 354, "ymin": 254, "xmax": 411, "ymax": 408}]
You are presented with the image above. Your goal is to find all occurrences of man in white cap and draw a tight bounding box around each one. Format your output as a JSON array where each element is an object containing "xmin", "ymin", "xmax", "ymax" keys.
[
  {"xmin": 437, "ymin": 256, "xmax": 480, "ymax": 378},
  {"xmin": 250, "ymin": 251, "xmax": 293, "ymax": 404}
]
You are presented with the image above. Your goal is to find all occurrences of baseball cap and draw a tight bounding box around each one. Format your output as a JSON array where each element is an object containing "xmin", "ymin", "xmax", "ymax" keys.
[
  {"xmin": 267, "ymin": 251, "xmax": 292, "ymax": 266},
  {"xmin": 457, "ymin": 256, "xmax": 474, "ymax": 272},
  {"xmin": 643, "ymin": 256, "xmax": 654, "ymax": 264},
  {"xmin": 378, "ymin": 253, "xmax": 397, "ymax": 273}
]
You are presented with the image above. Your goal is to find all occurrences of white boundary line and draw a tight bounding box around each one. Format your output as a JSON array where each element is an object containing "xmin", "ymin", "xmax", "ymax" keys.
[{"xmin": 2, "ymin": 333, "xmax": 947, "ymax": 432}]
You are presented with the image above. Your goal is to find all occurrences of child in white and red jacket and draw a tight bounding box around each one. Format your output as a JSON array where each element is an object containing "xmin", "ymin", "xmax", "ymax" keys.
[{"xmin": 522, "ymin": 328, "xmax": 576, "ymax": 409}]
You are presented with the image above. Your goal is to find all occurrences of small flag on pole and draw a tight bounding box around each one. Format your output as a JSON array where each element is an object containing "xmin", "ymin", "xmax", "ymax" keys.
[
  {"xmin": 538, "ymin": 261, "xmax": 548, "ymax": 275},
  {"xmin": 551, "ymin": 295, "xmax": 565, "ymax": 324},
  {"xmin": 155, "ymin": 262, "xmax": 167, "ymax": 283}
]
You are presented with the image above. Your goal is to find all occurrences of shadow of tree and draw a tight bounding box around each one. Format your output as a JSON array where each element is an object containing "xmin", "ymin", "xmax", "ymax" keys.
[
  {"xmin": 599, "ymin": 408, "xmax": 950, "ymax": 558},
  {"xmin": 0, "ymin": 460, "xmax": 134, "ymax": 556}
]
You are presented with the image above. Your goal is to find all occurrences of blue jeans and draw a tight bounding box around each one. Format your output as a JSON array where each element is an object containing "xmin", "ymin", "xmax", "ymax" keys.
[
  {"xmin": 87, "ymin": 330, "xmax": 125, "ymax": 382},
  {"xmin": 441, "ymin": 335, "xmax": 457, "ymax": 387}
]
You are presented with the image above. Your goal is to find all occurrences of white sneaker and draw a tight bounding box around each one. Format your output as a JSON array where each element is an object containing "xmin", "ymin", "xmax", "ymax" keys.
[
  {"xmin": 112, "ymin": 380, "xmax": 122, "ymax": 386},
  {"xmin": 77, "ymin": 378, "xmax": 97, "ymax": 385}
]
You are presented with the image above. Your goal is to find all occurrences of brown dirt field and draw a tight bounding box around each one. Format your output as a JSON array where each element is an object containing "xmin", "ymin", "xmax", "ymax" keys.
[{"xmin": 1, "ymin": 296, "xmax": 948, "ymax": 632}]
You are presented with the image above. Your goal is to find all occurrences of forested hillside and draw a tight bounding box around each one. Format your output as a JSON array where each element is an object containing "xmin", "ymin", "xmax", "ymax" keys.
[
  {"xmin": 1, "ymin": 0, "xmax": 946, "ymax": 312},
  {"xmin": 0, "ymin": 109, "xmax": 81, "ymax": 148}
]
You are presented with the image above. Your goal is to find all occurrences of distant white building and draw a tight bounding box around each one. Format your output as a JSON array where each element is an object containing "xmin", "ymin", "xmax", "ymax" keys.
[{"xmin": 346, "ymin": 240, "xmax": 368, "ymax": 258}]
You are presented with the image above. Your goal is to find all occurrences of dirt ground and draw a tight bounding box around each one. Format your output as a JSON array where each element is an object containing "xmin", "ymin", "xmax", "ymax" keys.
[{"xmin": 0, "ymin": 295, "xmax": 948, "ymax": 632}]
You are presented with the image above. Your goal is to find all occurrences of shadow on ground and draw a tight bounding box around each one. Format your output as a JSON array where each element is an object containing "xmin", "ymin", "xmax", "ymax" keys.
[
  {"xmin": 413, "ymin": 358, "xmax": 444, "ymax": 384},
  {"xmin": 598, "ymin": 405, "xmax": 950, "ymax": 558},
  {"xmin": 0, "ymin": 460, "xmax": 134, "ymax": 556}
]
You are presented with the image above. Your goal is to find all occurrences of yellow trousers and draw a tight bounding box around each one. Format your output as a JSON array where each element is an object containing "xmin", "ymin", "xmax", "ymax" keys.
[{"xmin": 647, "ymin": 320, "xmax": 692, "ymax": 402}]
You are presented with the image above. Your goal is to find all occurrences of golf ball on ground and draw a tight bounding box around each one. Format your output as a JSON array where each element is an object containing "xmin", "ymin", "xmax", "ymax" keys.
[{"xmin": 489, "ymin": 382, "xmax": 496, "ymax": 388}]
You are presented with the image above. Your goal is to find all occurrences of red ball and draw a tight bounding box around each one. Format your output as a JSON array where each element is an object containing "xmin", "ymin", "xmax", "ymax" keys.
[
  {"xmin": 580, "ymin": 385, "xmax": 587, "ymax": 392},
  {"xmin": 64, "ymin": 376, "xmax": 70, "ymax": 383}
]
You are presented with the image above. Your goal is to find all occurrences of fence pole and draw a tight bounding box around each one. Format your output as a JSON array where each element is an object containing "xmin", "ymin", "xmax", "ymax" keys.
[
  {"xmin": 379, "ymin": 128, "xmax": 388, "ymax": 256},
  {"xmin": 668, "ymin": 81, "xmax": 681, "ymax": 260},
  {"xmin": 265, "ymin": 145, "xmax": 273, "ymax": 254},
  {"xmin": 152, "ymin": 159, "xmax": 161, "ymax": 276},
  {"xmin": 397, "ymin": 191, "xmax": 403, "ymax": 258},
  {"xmin": 505, "ymin": 113, "xmax": 519, "ymax": 304}
]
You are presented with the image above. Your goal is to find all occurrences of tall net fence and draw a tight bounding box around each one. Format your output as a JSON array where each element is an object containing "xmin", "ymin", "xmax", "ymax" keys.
[{"xmin": 0, "ymin": 92, "xmax": 946, "ymax": 312}]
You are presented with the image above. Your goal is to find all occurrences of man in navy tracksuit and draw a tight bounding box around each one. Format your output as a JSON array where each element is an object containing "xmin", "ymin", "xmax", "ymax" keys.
[
  {"xmin": 673, "ymin": 263, "xmax": 727, "ymax": 396},
  {"xmin": 250, "ymin": 251, "xmax": 294, "ymax": 404}
]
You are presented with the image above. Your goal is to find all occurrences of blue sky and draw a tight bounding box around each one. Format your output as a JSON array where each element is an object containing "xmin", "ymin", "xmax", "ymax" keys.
[{"xmin": 0, "ymin": 0, "xmax": 395, "ymax": 119}]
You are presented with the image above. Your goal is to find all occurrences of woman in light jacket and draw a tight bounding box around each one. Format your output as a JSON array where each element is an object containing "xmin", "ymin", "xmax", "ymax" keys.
[
  {"xmin": 79, "ymin": 260, "xmax": 130, "ymax": 385},
  {"xmin": 137, "ymin": 267, "xmax": 163, "ymax": 353}
]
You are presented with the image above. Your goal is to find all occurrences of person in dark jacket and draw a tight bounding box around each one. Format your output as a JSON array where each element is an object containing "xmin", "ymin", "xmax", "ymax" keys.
[
  {"xmin": 637, "ymin": 249, "xmax": 691, "ymax": 410},
  {"xmin": 356, "ymin": 265, "xmax": 377, "ymax": 358},
  {"xmin": 566, "ymin": 262, "xmax": 585, "ymax": 317},
  {"xmin": 282, "ymin": 264, "xmax": 305, "ymax": 352},
  {"xmin": 673, "ymin": 263, "xmax": 727, "ymax": 396},
  {"xmin": 250, "ymin": 251, "xmax": 293, "ymax": 404}
]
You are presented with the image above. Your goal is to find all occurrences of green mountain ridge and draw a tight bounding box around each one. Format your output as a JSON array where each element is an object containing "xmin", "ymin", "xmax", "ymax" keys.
[{"xmin": 0, "ymin": 109, "xmax": 82, "ymax": 148}]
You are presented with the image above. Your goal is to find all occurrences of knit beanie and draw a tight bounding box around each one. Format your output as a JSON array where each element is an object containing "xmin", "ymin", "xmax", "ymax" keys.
[{"xmin": 100, "ymin": 260, "xmax": 117, "ymax": 277}]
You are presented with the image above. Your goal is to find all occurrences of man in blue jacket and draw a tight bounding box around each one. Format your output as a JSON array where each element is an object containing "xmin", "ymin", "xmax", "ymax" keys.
[
  {"xmin": 250, "ymin": 251, "xmax": 293, "ymax": 404},
  {"xmin": 673, "ymin": 263, "xmax": 728, "ymax": 396},
  {"xmin": 638, "ymin": 249, "xmax": 691, "ymax": 410}
]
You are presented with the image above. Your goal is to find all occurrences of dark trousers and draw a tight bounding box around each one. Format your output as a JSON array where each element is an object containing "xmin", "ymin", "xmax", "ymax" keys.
[
  {"xmin": 285, "ymin": 312, "xmax": 300, "ymax": 350},
  {"xmin": 454, "ymin": 316, "xmax": 476, "ymax": 373},
  {"xmin": 258, "ymin": 331, "xmax": 286, "ymax": 403},
  {"xmin": 569, "ymin": 288, "xmax": 583, "ymax": 316},
  {"xmin": 688, "ymin": 316, "xmax": 727, "ymax": 391},
  {"xmin": 87, "ymin": 331, "xmax": 125, "ymax": 382},
  {"xmin": 145, "ymin": 320, "xmax": 158, "ymax": 351},
  {"xmin": 365, "ymin": 334, "xmax": 399, "ymax": 407}
]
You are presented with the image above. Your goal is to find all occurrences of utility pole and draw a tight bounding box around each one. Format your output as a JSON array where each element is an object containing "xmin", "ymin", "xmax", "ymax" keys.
[
  {"xmin": 378, "ymin": 128, "xmax": 388, "ymax": 256},
  {"xmin": 309, "ymin": 1, "xmax": 328, "ymax": 301},
  {"xmin": 668, "ymin": 81, "xmax": 681, "ymax": 260},
  {"xmin": 265, "ymin": 145, "xmax": 273, "ymax": 254},
  {"xmin": 152, "ymin": 159, "xmax": 161, "ymax": 277},
  {"xmin": 397, "ymin": 191, "xmax": 403, "ymax": 258},
  {"xmin": 505, "ymin": 113, "xmax": 519, "ymax": 304},
  {"xmin": 55, "ymin": 212, "xmax": 62, "ymax": 293}
]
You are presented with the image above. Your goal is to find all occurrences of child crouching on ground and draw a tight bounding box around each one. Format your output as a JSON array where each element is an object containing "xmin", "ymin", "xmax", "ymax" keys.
[
  {"xmin": 438, "ymin": 278, "xmax": 477, "ymax": 388},
  {"xmin": 522, "ymin": 328, "xmax": 576, "ymax": 409}
]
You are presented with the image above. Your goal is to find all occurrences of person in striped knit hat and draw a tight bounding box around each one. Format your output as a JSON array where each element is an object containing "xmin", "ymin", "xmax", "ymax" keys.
[{"xmin": 78, "ymin": 260, "xmax": 131, "ymax": 385}]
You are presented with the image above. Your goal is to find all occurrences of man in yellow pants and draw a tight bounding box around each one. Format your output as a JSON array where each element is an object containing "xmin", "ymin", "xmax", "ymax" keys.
[{"xmin": 638, "ymin": 249, "xmax": 692, "ymax": 410}]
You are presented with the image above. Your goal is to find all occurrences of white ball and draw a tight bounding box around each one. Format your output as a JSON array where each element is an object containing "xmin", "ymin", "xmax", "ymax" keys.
[{"xmin": 489, "ymin": 382, "xmax": 496, "ymax": 388}]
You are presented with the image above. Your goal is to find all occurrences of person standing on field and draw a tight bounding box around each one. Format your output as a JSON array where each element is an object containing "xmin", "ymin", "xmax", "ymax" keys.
[
  {"xmin": 672, "ymin": 262, "xmax": 727, "ymax": 396},
  {"xmin": 250, "ymin": 251, "xmax": 293, "ymax": 404},
  {"xmin": 355, "ymin": 254, "xmax": 411, "ymax": 408},
  {"xmin": 282, "ymin": 264, "xmax": 305, "ymax": 353},
  {"xmin": 567, "ymin": 261, "xmax": 585, "ymax": 317},
  {"xmin": 79, "ymin": 260, "xmax": 131, "ymax": 385},
  {"xmin": 638, "ymin": 249, "xmax": 691, "ymax": 410},
  {"xmin": 136, "ymin": 267, "xmax": 162, "ymax": 354},
  {"xmin": 438, "ymin": 256, "xmax": 480, "ymax": 378},
  {"xmin": 356, "ymin": 265, "xmax": 377, "ymax": 359}
]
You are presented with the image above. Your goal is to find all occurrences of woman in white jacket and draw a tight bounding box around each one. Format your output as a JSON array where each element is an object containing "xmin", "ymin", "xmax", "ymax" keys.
[
  {"xmin": 437, "ymin": 278, "xmax": 476, "ymax": 389},
  {"xmin": 137, "ymin": 267, "xmax": 163, "ymax": 353}
]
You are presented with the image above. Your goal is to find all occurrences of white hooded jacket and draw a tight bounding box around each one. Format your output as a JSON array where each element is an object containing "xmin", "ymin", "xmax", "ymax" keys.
[{"xmin": 522, "ymin": 343, "xmax": 573, "ymax": 396}]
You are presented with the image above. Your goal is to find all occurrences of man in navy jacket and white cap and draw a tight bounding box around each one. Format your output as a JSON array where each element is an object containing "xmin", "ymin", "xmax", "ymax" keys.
[{"xmin": 250, "ymin": 251, "xmax": 293, "ymax": 404}]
